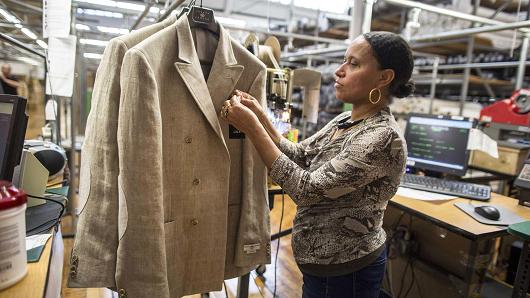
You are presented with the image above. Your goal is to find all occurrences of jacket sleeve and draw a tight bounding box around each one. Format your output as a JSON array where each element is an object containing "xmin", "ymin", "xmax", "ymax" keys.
[
  {"xmin": 69, "ymin": 38, "xmax": 127, "ymax": 288},
  {"xmin": 115, "ymin": 48, "xmax": 170, "ymax": 297},
  {"xmin": 235, "ymin": 67, "xmax": 271, "ymax": 268},
  {"xmin": 269, "ymin": 127, "xmax": 402, "ymax": 207}
]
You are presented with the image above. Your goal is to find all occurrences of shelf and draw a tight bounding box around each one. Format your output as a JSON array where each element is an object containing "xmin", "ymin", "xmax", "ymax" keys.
[
  {"xmin": 416, "ymin": 61, "xmax": 530, "ymax": 71},
  {"xmin": 413, "ymin": 74, "xmax": 513, "ymax": 87}
]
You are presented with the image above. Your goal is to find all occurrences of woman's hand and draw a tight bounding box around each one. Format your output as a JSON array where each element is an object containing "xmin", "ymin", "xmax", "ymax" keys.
[
  {"xmin": 220, "ymin": 95, "xmax": 261, "ymax": 135},
  {"xmin": 234, "ymin": 90, "xmax": 265, "ymax": 119}
]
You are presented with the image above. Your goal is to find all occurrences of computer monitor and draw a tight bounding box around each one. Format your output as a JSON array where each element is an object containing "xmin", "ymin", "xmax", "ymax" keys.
[
  {"xmin": 404, "ymin": 113, "xmax": 474, "ymax": 177},
  {"xmin": 0, "ymin": 95, "xmax": 27, "ymax": 181}
]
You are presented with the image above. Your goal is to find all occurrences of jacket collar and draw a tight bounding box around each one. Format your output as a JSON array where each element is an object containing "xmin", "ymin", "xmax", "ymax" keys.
[{"xmin": 174, "ymin": 16, "xmax": 244, "ymax": 152}]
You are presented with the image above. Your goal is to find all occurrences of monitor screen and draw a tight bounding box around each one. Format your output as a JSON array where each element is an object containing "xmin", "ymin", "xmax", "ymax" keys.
[
  {"xmin": 0, "ymin": 101, "xmax": 14, "ymax": 173},
  {"xmin": 404, "ymin": 114, "xmax": 474, "ymax": 176},
  {"xmin": 0, "ymin": 95, "xmax": 27, "ymax": 181}
]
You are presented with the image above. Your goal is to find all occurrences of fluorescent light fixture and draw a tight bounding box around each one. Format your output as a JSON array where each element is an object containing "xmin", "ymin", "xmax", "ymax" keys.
[
  {"xmin": 269, "ymin": 0, "xmax": 292, "ymax": 4},
  {"xmin": 75, "ymin": 0, "xmax": 161, "ymax": 13},
  {"xmin": 217, "ymin": 16, "xmax": 247, "ymax": 27},
  {"xmin": 76, "ymin": 24, "xmax": 91, "ymax": 31},
  {"xmin": 80, "ymin": 38, "xmax": 109, "ymax": 47},
  {"xmin": 77, "ymin": 8, "xmax": 123, "ymax": 18},
  {"xmin": 75, "ymin": 0, "xmax": 116, "ymax": 6},
  {"xmin": 83, "ymin": 53, "xmax": 103, "ymax": 59},
  {"xmin": 115, "ymin": 2, "xmax": 145, "ymax": 11},
  {"xmin": 270, "ymin": 0, "xmax": 349, "ymax": 13},
  {"xmin": 21, "ymin": 27, "xmax": 38, "ymax": 40},
  {"xmin": 96, "ymin": 26, "xmax": 129, "ymax": 35},
  {"xmin": 16, "ymin": 56, "xmax": 40, "ymax": 66},
  {"xmin": 0, "ymin": 8, "xmax": 21, "ymax": 24},
  {"xmin": 36, "ymin": 39, "xmax": 48, "ymax": 49}
]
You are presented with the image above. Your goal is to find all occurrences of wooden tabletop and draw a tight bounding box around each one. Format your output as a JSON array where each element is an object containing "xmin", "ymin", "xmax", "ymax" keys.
[
  {"xmin": 0, "ymin": 232, "xmax": 53, "ymax": 298},
  {"xmin": 390, "ymin": 193, "xmax": 530, "ymax": 240}
]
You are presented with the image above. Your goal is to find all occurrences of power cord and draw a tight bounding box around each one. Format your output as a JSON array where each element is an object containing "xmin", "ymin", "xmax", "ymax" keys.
[
  {"xmin": 26, "ymin": 194, "xmax": 65, "ymax": 234},
  {"xmin": 223, "ymin": 281, "xmax": 228, "ymax": 298},
  {"xmin": 273, "ymin": 189, "xmax": 285, "ymax": 298},
  {"xmin": 250, "ymin": 271, "xmax": 266, "ymax": 298}
]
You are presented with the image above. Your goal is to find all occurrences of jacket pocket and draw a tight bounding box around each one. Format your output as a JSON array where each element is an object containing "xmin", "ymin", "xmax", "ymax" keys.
[
  {"xmin": 118, "ymin": 175, "xmax": 128, "ymax": 240},
  {"xmin": 77, "ymin": 156, "xmax": 92, "ymax": 215}
]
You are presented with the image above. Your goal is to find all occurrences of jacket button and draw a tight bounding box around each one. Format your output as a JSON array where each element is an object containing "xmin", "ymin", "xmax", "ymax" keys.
[
  {"xmin": 70, "ymin": 270, "xmax": 77, "ymax": 278},
  {"xmin": 119, "ymin": 289, "xmax": 126, "ymax": 294},
  {"xmin": 192, "ymin": 178, "xmax": 200, "ymax": 185},
  {"xmin": 184, "ymin": 137, "xmax": 192, "ymax": 143},
  {"xmin": 191, "ymin": 218, "xmax": 199, "ymax": 225},
  {"xmin": 70, "ymin": 265, "xmax": 77, "ymax": 271}
]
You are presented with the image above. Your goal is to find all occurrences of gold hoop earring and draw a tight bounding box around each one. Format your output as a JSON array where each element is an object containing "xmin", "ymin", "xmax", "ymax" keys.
[{"xmin": 369, "ymin": 88, "xmax": 381, "ymax": 105}]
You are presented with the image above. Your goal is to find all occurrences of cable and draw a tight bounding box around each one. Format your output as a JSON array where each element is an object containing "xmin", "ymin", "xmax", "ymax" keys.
[
  {"xmin": 402, "ymin": 258, "xmax": 415, "ymax": 298},
  {"xmin": 223, "ymin": 281, "xmax": 228, "ymax": 298},
  {"xmin": 27, "ymin": 194, "xmax": 66, "ymax": 218},
  {"xmin": 396, "ymin": 258, "xmax": 410, "ymax": 298},
  {"xmin": 411, "ymin": 260, "xmax": 424, "ymax": 298},
  {"xmin": 250, "ymin": 271, "xmax": 266, "ymax": 298},
  {"xmin": 273, "ymin": 189, "xmax": 285, "ymax": 298},
  {"xmin": 26, "ymin": 194, "xmax": 66, "ymax": 234}
]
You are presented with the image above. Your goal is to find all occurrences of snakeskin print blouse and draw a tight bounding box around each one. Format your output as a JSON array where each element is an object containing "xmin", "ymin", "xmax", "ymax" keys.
[{"xmin": 269, "ymin": 107, "xmax": 407, "ymax": 265}]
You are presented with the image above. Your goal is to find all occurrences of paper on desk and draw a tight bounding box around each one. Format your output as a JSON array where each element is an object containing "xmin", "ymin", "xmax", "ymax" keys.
[
  {"xmin": 46, "ymin": 35, "xmax": 77, "ymax": 97},
  {"xmin": 467, "ymin": 128, "xmax": 499, "ymax": 158},
  {"xmin": 26, "ymin": 234, "xmax": 52, "ymax": 251},
  {"xmin": 397, "ymin": 187, "xmax": 457, "ymax": 201}
]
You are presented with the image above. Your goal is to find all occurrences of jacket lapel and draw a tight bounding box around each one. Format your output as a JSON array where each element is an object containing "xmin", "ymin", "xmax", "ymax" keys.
[
  {"xmin": 174, "ymin": 17, "xmax": 234, "ymax": 150},
  {"xmin": 206, "ymin": 26, "xmax": 244, "ymax": 112}
]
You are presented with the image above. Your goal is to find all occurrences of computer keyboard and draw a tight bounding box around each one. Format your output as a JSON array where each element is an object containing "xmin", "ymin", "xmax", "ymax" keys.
[{"xmin": 400, "ymin": 173, "xmax": 491, "ymax": 201}]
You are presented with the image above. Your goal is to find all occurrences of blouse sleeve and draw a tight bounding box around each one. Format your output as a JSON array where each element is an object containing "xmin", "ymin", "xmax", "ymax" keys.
[
  {"xmin": 269, "ymin": 127, "xmax": 403, "ymax": 206},
  {"xmin": 277, "ymin": 114, "xmax": 343, "ymax": 165}
]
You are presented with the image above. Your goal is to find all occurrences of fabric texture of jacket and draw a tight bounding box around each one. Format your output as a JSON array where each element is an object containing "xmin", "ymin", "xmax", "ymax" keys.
[
  {"xmin": 71, "ymin": 15, "xmax": 270, "ymax": 298},
  {"xmin": 69, "ymin": 15, "xmax": 176, "ymax": 289}
]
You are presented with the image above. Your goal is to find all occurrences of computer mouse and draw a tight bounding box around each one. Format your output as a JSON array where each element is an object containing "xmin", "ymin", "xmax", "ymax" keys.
[{"xmin": 474, "ymin": 205, "xmax": 500, "ymax": 221}]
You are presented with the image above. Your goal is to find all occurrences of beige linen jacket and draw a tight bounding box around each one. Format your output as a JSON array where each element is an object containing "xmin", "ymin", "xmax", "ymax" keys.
[
  {"xmin": 69, "ymin": 15, "xmax": 176, "ymax": 289},
  {"xmin": 72, "ymin": 16, "xmax": 271, "ymax": 297}
]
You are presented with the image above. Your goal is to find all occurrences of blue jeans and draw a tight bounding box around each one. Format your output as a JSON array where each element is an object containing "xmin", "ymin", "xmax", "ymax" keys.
[{"xmin": 302, "ymin": 248, "xmax": 387, "ymax": 298}]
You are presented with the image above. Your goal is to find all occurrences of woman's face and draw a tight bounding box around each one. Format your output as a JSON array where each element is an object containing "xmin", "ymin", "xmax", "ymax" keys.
[{"xmin": 334, "ymin": 37, "xmax": 382, "ymax": 104}]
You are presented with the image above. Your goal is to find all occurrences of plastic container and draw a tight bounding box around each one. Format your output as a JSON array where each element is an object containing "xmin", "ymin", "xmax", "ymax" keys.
[{"xmin": 0, "ymin": 181, "xmax": 27, "ymax": 290}]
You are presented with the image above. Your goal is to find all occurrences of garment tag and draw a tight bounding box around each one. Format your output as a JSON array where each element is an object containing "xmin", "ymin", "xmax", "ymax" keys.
[
  {"xmin": 243, "ymin": 243, "xmax": 261, "ymax": 254},
  {"xmin": 192, "ymin": 7, "xmax": 214, "ymax": 24},
  {"xmin": 229, "ymin": 125, "xmax": 245, "ymax": 139}
]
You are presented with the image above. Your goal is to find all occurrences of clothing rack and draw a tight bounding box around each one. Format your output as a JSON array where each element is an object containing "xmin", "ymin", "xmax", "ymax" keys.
[{"xmin": 157, "ymin": 0, "xmax": 186, "ymax": 22}]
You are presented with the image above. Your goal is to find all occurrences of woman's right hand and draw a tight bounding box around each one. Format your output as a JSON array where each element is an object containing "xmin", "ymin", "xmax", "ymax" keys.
[{"xmin": 234, "ymin": 90, "xmax": 265, "ymax": 119}]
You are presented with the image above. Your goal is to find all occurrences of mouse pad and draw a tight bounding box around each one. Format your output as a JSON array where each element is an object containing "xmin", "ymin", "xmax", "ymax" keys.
[{"xmin": 454, "ymin": 202, "xmax": 526, "ymax": 226}]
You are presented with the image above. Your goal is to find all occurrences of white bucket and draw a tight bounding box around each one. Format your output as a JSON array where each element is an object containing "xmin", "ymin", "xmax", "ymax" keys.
[{"xmin": 0, "ymin": 182, "xmax": 28, "ymax": 290}]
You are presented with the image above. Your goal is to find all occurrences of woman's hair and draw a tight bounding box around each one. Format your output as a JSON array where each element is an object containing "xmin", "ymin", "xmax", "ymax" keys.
[{"xmin": 362, "ymin": 31, "xmax": 415, "ymax": 98}]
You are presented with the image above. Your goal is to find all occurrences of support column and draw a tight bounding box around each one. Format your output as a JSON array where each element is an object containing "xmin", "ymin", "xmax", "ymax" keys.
[{"xmin": 516, "ymin": 34, "xmax": 529, "ymax": 90}]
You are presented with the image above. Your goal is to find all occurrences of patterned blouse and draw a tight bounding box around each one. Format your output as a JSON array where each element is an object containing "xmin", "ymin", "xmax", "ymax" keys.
[{"xmin": 269, "ymin": 107, "xmax": 407, "ymax": 265}]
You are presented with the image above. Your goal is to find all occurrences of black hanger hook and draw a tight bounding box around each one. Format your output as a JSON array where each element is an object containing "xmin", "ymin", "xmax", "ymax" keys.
[{"xmin": 200, "ymin": 0, "xmax": 202, "ymax": 7}]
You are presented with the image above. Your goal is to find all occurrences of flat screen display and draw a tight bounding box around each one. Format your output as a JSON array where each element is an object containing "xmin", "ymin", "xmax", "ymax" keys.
[
  {"xmin": 0, "ymin": 102, "xmax": 13, "ymax": 172},
  {"xmin": 404, "ymin": 114, "xmax": 474, "ymax": 176}
]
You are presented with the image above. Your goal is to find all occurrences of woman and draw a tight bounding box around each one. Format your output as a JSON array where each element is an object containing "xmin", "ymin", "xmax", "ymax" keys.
[{"xmin": 220, "ymin": 31, "xmax": 414, "ymax": 298}]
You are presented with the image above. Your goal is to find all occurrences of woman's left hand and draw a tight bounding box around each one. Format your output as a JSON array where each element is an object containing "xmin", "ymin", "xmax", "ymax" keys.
[{"xmin": 220, "ymin": 95, "xmax": 260, "ymax": 134}]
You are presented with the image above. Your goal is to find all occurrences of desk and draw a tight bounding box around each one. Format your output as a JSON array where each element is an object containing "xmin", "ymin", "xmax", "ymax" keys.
[
  {"xmin": 387, "ymin": 193, "xmax": 530, "ymax": 297},
  {"xmin": 0, "ymin": 194, "xmax": 66, "ymax": 298},
  {"xmin": 390, "ymin": 193, "xmax": 530, "ymax": 240},
  {"xmin": 0, "ymin": 227, "xmax": 64, "ymax": 298}
]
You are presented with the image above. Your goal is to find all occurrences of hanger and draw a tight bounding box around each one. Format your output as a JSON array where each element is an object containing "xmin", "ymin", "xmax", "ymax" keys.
[{"xmin": 186, "ymin": 0, "xmax": 219, "ymax": 38}]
